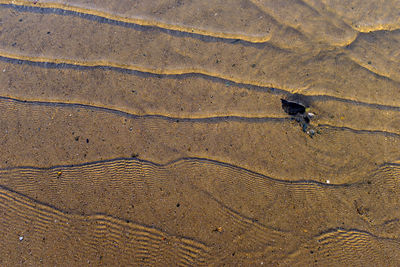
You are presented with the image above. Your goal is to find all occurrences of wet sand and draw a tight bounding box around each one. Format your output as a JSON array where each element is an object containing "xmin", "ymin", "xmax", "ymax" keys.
[{"xmin": 0, "ymin": 0, "xmax": 400, "ymax": 266}]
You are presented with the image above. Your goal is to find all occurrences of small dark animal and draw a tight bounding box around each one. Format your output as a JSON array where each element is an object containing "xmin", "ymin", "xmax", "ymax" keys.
[{"xmin": 281, "ymin": 99, "xmax": 306, "ymax": 115}]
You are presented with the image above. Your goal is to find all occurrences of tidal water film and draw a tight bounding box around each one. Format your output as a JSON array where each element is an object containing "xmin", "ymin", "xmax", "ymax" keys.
[{"xmin": 1, "ymin": 0, "xmax": 400, "ymax": 266}]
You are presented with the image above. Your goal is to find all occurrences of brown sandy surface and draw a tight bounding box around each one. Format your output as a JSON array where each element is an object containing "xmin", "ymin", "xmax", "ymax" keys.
[{"xmin": 0, "ymin": 0, "xmax": 400, "ymax": 266}]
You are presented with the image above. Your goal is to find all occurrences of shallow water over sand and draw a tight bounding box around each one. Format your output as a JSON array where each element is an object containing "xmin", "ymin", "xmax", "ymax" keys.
[{"xmin": 1, "ymin": 1, "xmax": 400, "ymax": 265}]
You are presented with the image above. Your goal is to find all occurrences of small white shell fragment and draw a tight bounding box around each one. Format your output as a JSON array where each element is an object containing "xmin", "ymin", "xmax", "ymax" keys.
[
  {"xmin": 19, "ymin": 236, "xmax": 24, "ymax": 241},
  {"xmin": 326, "ymin": 180, "xmax": 330, "ymax": 184}
]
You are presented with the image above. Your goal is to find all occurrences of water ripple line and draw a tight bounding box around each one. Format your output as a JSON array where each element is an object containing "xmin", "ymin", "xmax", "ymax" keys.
[
  {"xmin": 0, "ymin": 1, "xmax": 271, "ymax": 44},
  {"xmin": 0, "ymin": 156, "xmax": 358, "ymax": 188},
  {"xmin": 0, "ymin": 95, "xmax": 287, "ymax": 123},
  {"xmin": 1, "ymin": 54, "xmax": 400, "ymax": 111}
]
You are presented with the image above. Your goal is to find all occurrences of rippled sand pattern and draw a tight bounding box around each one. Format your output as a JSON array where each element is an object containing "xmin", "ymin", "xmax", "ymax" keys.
[{"xmin": 0, "ymin": 0, "xmax": 400, "ymax": 265}]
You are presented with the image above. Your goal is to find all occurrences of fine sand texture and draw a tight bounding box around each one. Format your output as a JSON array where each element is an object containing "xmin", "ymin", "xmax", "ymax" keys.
[{"xmin": 0, "ymin": 1, "xmax": 400, "ymax": 266}]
